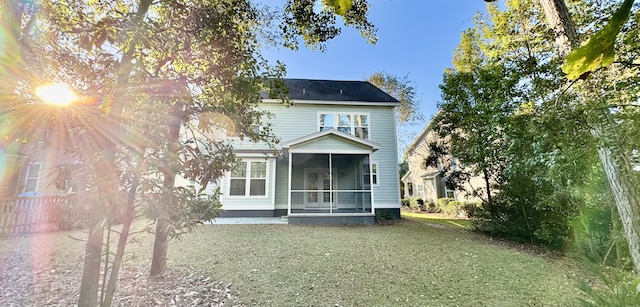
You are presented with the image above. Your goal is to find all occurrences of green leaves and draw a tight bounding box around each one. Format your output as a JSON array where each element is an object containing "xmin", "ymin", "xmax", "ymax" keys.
[
  {"xmin": 562, "ymin": 0, "xmax": 634, "ymax": 80},
  {"xmin": 324, "ymin": 0, "xmax": 352, "ymax": 16}
]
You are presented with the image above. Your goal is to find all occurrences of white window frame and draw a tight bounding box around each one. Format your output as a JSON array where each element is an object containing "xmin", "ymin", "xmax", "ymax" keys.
[
  {"xmin": 416, "ymin": 184, "xmax": 425, "ymax": 198},
  {"xmin": 317, "ymin": 112, "xmax": 370, "ymax": 140},
  {"xmin": 444, "ymin": 184, "xmax": 456, "ymax": 199},
  {"xmin": 226, "ymin": 159, "xmax": 269, "ymax": 198},
  {"xmin": 23, "ymin": 162, "xmax": 42, "ymax": 193},
  {"xmin": 362, "ymin": 161, "xmax": 379, "ymax": 186}
]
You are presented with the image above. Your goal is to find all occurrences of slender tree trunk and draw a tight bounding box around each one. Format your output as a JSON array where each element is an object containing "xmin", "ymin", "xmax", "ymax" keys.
[
  {"xmin": 538, "ymin": 0, "xmax": 640, "ymax": 274},
  {"xmin": 150, "ymin": 100, "xmax": 185, "ymax": 276},
  {"xmin": 482, "ymin": 168, "xmax": 492, "ymax": 205},
  {"xmin": 101, "ymin": 162, "xmax": 141, "ymax": 307},
  {"xmin": 78, "ymin": 214, "xmax": 106, "ymax": 306},
  {"xmin": 78, "ymin": 1, "xmax": 154, "ymax": 305}
]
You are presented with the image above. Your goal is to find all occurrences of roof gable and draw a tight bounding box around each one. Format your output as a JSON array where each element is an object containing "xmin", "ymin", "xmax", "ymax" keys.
[{"xmin": 282, "ymin": 129, "xmax": 379, "ymax": 153}]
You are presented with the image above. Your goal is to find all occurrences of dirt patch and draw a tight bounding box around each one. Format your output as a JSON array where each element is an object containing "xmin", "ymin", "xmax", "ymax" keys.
[{"xmin": 0, "ymin": 242, "xmax": 243, "ymax": 307}]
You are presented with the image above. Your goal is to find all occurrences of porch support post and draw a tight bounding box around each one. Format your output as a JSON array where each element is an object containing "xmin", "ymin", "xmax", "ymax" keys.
[
  {"xmin": 329, "ymin": 153, "xmax": 333, "ymax": 214},
  {"xmin": 403, "ymin": 181, "xmax": 409, "ymax": 198},
  {"xmin": 369, "ymin": 153, "xmax": 375, "ymax": 215},
  {"xmin": 287, "ymin": 152, "xmax": 292, "ymax": 215}
]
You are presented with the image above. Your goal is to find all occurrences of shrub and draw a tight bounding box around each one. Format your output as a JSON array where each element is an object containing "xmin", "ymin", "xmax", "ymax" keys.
[
  {"xmin": 436, "ymin": 198, "xmax": 455, "ymax": 211},
  {"xmin": 578, "ymin": 265, "xmax": 640, "ymax": 307},
  {"xmin": 404, "ymin": 198, "xmax": 421, "ymax": 211},
  {"xmin": 444, "ymin": 200, "xmax": 465, "ymax": 217},
  {"xmin": 469, "ymin": 192, "xmax": 577, "ymax": 249},
  {"xmin": 426, "ymin": 201, "xmax": 438, "ymax": 213},
  {"xmin": 417, "ymin": 199, "xmax": 425, "ymax": 211},
  {"xmin": 401, "ymin": 198, "xmax": 411, "ymax": 208},
  {"xmin": 463, "ymin": 201, "xmax": 482, "ymax": 218}
]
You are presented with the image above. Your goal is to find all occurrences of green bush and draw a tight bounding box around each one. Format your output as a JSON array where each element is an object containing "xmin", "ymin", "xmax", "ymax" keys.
[
  {"xmin": 463, "ymin": 201, "xmax": 482, "ymax": 218},
  {"xmin": 401, "ymin": 198, "xmax": 411, "ymax": 208},
  {"xmin": 403, "ymin": 197, "xmax": 422, "ymax": 211},
  {"xmin": 426, "ymin": 201, "xmax": 438, "ymax": 213},
  {"xmin": 446, "ymin": 200, "xmax": 465, "ymax": 217},
  {"xmin": 470, "ymin": 191, "xmax": 576, "ymax": 249},
  {"xmin": 436, "ymin": 198, "xmax": 455, "ymax": 211},
  {"xmin": 436, "ymin": 198, "xmax": 464, "ymax": 217},
  {"xmin": 578, "ymin": 265, "xmax": 640, "ymax": 307}
]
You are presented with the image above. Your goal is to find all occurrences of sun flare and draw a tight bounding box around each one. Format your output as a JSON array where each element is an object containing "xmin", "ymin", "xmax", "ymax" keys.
[{"xmin": 35, "ymin": 83, "xmax": 77, "ymax": 106}]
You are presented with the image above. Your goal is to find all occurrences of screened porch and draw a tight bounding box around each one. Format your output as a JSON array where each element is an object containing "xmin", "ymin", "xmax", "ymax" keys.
[{"xmin": 287, "ymin": 153, "xmax": 375, "ymax": 215}]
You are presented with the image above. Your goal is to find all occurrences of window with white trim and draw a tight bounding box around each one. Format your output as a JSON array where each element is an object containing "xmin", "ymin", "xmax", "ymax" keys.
[
  {"xmin": 319, "ymin": 113, "xmax": 369, "ymax": 139},
  {"xmin": 445, "ymin": 188, "xmax": 456, "ymax": 199},
  {"xmin": 24, "ymin": 163, "xmax": 42, "ymax": 193},
  {"xmin": 229, "ymin": 160, "xmax": 267, "ymax": 196},
  {"xmin": 362, "ymin": 162, "xmax": 378, "ymax": 185}
]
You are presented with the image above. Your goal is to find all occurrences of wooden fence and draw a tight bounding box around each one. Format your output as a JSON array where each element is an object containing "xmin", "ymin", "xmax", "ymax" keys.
[{"xmin": 0, "ymin": 196, "xmax": 70, "ymax": 235}]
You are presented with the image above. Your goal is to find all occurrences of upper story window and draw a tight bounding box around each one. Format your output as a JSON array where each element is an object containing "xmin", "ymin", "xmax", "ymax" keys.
[
  {"xmin": 23, "ymin": 162, "xmax": 42, "ymax": 193},
  {"xmin": 319, "ymin": 113, "xmax": 369, "ymax": 139}
]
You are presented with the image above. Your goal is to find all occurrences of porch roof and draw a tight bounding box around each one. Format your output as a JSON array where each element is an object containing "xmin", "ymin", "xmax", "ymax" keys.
[
  {"xmin": 421, "ymin": 171, "xmax": 440, "ymax": 179},
  {"xmin": 282, "ymin": 128, "xmax": 379, "ymax": 154}
]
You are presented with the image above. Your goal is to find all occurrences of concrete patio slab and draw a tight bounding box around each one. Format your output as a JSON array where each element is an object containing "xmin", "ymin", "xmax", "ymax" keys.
[{"xmin": 207, "ymin": 217, "xmax": 288, "ymax": 225}]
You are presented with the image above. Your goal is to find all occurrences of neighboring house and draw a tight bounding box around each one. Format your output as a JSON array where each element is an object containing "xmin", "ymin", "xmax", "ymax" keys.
[
  {"xmin": 206, "ymin": 79, "xmax": 402, "ymax": 224},
  {"xmin": 1, "ymin": 128, "xmax": 71, "ymax": 198},
  {"xmin": 401, "ymin": 116, "xmax": 484, "ymax": 204}
]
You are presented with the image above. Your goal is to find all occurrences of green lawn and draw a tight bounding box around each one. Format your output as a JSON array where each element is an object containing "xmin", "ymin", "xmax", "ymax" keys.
[
  {"xmin": 164, "ymin": 218, "xmax": 587, "ymax": 306},
  {"xmin": 401, "ymin": 211, "xmax": 472, "ymax": 229},
  {"xmin": 0, "ymin": 217, "xmax": 590, "ymax": 306}
]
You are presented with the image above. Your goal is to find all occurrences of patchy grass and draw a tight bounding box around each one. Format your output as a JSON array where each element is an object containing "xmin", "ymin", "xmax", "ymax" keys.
[
  {"xmin": 0, "ymin": 219, "xmax": 590, "ymax": 306},
  {"xmin": 401, "ymin": 210, "xmax": 472, "ymax": 229},
  {"xmin": 167, "ymin": 219, "xmax": 588, "ymax": 306}
]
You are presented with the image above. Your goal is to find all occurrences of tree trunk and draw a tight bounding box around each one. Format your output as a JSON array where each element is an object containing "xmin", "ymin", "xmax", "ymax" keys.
[
  {"xmin": 78, "ymin": 216, "xmax": 105, "ymax": 306},
  {"xmin": 592, "ymin": 118, "xmax": 640, "ymax": 273},
  {"xmin": 150, "ymin": 100, "xmax": 185, "ymax": 276},
  {"xmin": 482, "ymin": 168, "xmax": 492, "ymax": 205},
  {"xmin": 101, "ymin": 162, "xmax": 141, "ymax": 307},
  {"xmin": 537, "ymin": 0, "xmax": 640, "ymax": 274},
  {"xmin": 78, "ymin": 1, "xmax": 154, "ymax": 305},
  {"xmin": 538, "ymin": 0, "xmax": 578, "ymax": 58}
]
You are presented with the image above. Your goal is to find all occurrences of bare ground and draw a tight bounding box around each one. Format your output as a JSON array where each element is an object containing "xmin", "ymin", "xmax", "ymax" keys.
[{"xmin": 0, "ymin": 232, "xmax": 243, "ymax": 307}]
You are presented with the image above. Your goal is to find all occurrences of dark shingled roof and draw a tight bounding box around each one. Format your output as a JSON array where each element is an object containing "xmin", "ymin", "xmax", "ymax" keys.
[{"xmin": 262, "ymin": 79, "xmax": 399, "ymax": 104}]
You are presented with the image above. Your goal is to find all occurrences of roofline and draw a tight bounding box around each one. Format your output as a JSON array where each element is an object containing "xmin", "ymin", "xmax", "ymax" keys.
[
  {"xmin": 400, "ymin": 171, "xmax": 411, "ymax": 182},
  {"xmin": 282, "ymin": 128, "xmax": 380, "ymax": 151},
  {"xmin": 261, "ymin": 98, "xmax": 400, "ymax": 107},
  {"xmin": 404, "ymin": 110, "xmax": 441, "ymax": 158}
]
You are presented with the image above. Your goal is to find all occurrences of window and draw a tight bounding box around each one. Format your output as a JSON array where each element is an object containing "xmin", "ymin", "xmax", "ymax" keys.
[
  {"xmin": 445, "ymin": 188, "xmax": 456, "ymax": 199},
  {"xmin": 319, "ymin": 113, "xmax": 369, "ymax": 139},
  {"xmin": 229, "ymin": 161, "xmax": 267, "ymax": 196},
  {"xmin": 362, "ymin": 162, "xmax": 378, "ymax": 186},
  {"xmin": 416, "ymin": 184, "xmax": 424, "ymax": 196},
  {"xmin": 444, "ymin": 180, "xmax": 456, "ymax": 199},
  {"xmin": 24, "ymin": 163, "xmax": 42, "ymax": 193}
]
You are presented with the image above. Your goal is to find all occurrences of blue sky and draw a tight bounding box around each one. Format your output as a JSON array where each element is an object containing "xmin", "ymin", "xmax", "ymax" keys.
[{"xmin": 263, "ymin": 1, "xmax": 491, "ymax": 137}]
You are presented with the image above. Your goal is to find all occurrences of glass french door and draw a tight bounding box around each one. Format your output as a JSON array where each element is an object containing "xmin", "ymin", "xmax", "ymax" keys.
[{"xmin": 304, "ymin": 168, "xmax": 336, "ymax": 208}]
